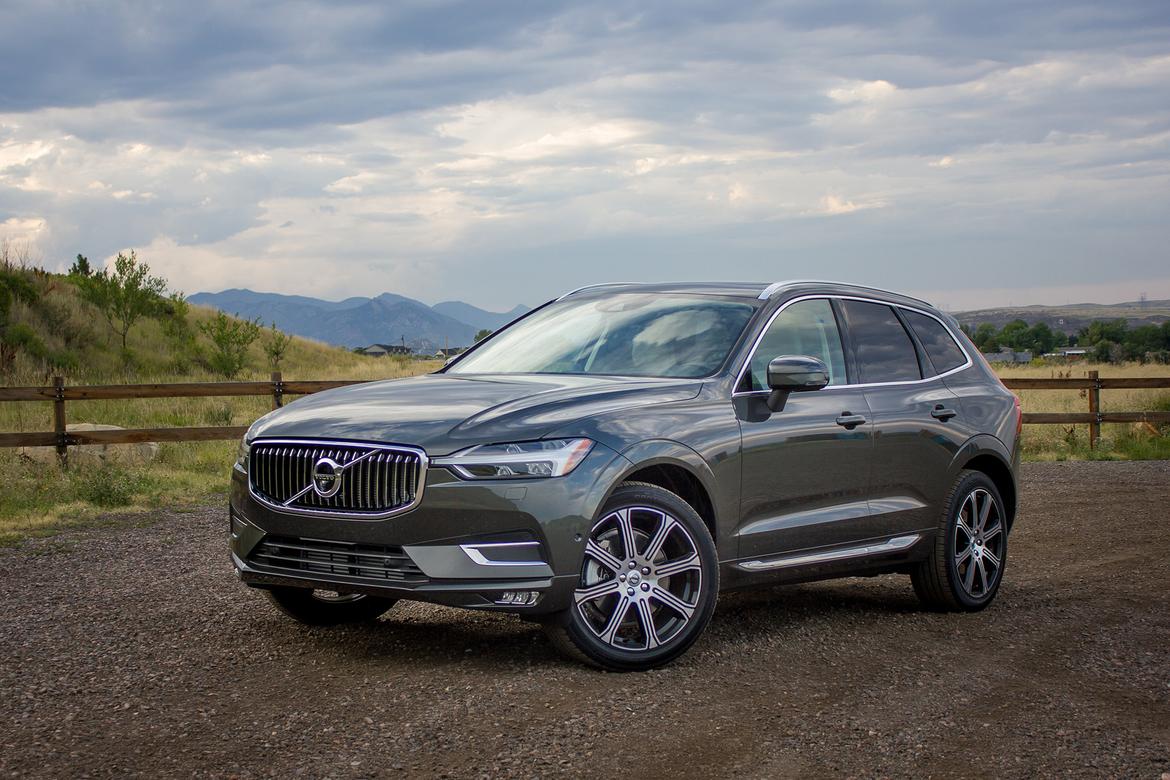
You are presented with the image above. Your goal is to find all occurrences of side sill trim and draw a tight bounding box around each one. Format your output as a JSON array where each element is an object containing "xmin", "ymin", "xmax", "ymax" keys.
[{"xmin": 736, "ymin": 534, "xmax": 921, "ymax": 572}]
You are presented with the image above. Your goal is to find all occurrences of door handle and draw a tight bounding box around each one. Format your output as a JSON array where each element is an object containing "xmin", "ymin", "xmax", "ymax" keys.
[
  {"xmin": 835, "ymin": 413, "xmax": 867, "ymax": 429},
  {"xmin": 931, "ymin": 405, "xmax": 958, "ymax": 421}
]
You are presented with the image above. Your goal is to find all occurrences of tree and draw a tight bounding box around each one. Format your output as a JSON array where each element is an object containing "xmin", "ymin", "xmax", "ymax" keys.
[
  {"xmin": 77, "ymin": 251, "xmax": 169, "ymax": 353},
  {"xmin": 474, "ymin": 328, "xmax": 492, "ymax": 342},
  {"xmin": 998, "ymin": 319, "xmax": 1030, "ymax": 350},
  {"xmin": 972, "ymin": 323, "xmax": 999, "ymax": 352},
  {"xmin": 69, "ymin": 254, "xmax": 92, "ymax": 277},
  {"xmin": 263, "ymin": 322, "xmax": 292, "ymax": 371},
  {"xmin": 198, "ymin": 311, "xmax": 261, "ymax": 378}
]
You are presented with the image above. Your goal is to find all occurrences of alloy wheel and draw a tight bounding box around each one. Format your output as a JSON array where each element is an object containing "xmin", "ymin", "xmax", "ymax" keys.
[
  {"xmin": 952, "ymin": 488, "xmax": 1004, "ymax": 598},
  {"xmin": 575, "ymin": 506, "xmax": 703, "ymax": 651}
]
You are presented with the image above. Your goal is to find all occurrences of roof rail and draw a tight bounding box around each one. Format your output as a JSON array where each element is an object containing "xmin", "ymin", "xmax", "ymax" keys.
[
  {"xmin": 758, "ymin": 279, "xmax": 933, "ymax": 306},
  {"xmin": 555, "ymin": 282, "xmax": 643, "ymax": 301}
]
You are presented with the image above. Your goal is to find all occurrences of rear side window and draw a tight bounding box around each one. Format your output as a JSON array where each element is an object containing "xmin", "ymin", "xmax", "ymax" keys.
[
  {"xmin": 745, "ymin": 299, "xmax": 847, "ymax": 391},
  {"xmin": 903, "ymin": 310, "xmax": 968, "ymax": 374},
  {"xmin": 839, "ymin": 300, "xmax": 922, "ymax": 383}
]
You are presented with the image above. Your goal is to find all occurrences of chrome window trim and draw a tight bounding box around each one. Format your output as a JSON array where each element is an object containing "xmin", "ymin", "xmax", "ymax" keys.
[
  {"xmin": 247, "ymin": 438, "xmax": 429, "ymax": 520},
  {"xmin": 731, "ymin": 294, "xmax": 974, "ymax": 396},
  {"xmin": 555, "ymin": 282, "xmax": 645, "ymax": 301}
]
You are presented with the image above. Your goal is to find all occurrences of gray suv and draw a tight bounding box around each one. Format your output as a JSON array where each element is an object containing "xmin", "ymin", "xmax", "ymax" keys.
[{"xmin": 230, "ymin": 281, "xmax": 1020, "ymax": 670}]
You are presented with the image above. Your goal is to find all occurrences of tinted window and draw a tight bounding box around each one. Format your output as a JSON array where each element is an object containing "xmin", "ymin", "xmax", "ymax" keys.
[
  {"xmin": 903, "ymin": 310, "xmax": 968, "ymax": 374},
  {"xmin": 746, "ymin": 299, "xmax": 847, "ymax": 391},
  {"xmin": 448, "ymin": 294, "xmax": 755, "ymax": 378},
  {"xmin": 839, "ymin": 300, "xmax": 922, "ymax": 383}
]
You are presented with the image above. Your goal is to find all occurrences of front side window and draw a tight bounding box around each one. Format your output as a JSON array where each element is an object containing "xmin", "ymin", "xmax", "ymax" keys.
[
  {"xmin": 744, "ymin": 299, "xmax": 847, "ymax": 391},
  {"xmin": 447, "ymin": 294, "xmax": 756, "ymax": 378},
  {"xmin": 903, "ymin": 309, "xmax": 968, "ymax": 375},
  {"xmin": 839, "ymin": 300, "xmax": 922, "ymax": 383}
]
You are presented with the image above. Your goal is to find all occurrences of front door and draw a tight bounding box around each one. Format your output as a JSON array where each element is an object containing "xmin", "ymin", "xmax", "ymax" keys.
[{"xmin": 733, "ymin": 298, "xmax": 875, "ymax": 559}]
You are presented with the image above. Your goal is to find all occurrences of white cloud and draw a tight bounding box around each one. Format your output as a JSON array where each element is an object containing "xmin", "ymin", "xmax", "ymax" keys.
[
  {"xmin": 828, "ymin": 79, "xmax": 897, "ymax": 103},
  {"xmin": 0, "ymin": 4, "xmax": 1166, "ymax": 310}
]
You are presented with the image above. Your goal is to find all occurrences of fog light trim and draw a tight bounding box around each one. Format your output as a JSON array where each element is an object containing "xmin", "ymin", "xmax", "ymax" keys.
[{"xmin": 461, "ymin": 541, "xmax": 545, "ymax": 567}]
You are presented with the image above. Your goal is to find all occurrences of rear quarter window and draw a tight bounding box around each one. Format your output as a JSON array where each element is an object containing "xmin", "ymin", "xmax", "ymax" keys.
[{"xmin": 903, "ymin": 310, "xmax": 968, "ymax": 374}]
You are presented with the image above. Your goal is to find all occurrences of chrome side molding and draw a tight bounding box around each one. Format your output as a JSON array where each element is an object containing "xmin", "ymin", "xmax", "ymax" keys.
[{"xmin": 736, "ymin": 534, "xmax": 921, "ymax": 572}]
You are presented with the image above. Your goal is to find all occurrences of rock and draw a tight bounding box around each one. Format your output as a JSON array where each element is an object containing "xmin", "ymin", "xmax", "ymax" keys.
[{"xmin": 19, "ymin": 423, "xmax": 159, "ymax": 466}]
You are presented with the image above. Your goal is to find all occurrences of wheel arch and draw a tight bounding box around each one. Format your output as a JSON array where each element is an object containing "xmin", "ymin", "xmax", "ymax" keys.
[
  {"xmin": 609, "ymin": 441, "xmax": 721, "ymax": 544},
  {"xmin": 951, "ymin": 436, "xmax": 1018, "ymax": 530}
]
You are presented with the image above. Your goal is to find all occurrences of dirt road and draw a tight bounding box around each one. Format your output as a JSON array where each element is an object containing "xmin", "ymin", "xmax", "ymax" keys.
[{"xmin": 2, "ymin": 461, "xmax": 1168, "ymax": 778}]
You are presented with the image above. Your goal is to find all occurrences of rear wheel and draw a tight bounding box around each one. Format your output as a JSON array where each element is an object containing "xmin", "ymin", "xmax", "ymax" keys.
[
  {"xmin": 912, "ymin": 470, "xmax": 1008, "ymax": 611},
  {"xmin": 265, "ymin": 587, "xmax": 397, "ymax": 626},
  {"xmin": 544, "ymin": 482, "xmax": 719, "ymax": 671}
]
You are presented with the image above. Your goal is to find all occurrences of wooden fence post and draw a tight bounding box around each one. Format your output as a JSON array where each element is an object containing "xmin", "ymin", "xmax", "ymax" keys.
[
  {"xmin": 53, "ymin": 375, "xmax": 67, "ymax": 467},
  {"xmin": 1087, "ymin": 369, "xmax": 1101, "ymax": 450},
  {"xmin": 271, "ymin": 371, "xmax": 283, "ymax": 409}
]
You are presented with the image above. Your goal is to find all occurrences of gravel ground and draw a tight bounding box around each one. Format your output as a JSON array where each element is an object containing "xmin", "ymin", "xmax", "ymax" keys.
[{"xmin": 1, "ymin": 461, "xmax": 1169, "ymax": 779}]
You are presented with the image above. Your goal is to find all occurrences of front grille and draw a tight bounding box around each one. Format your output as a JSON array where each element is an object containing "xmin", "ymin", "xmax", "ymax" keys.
[
  {"xmin": 250, "ymin": 440, "xmax": 423, "ymax": 516},
  {"xmin": 249, "ymin": 536, "xmax": 426, "ymax": 583}
]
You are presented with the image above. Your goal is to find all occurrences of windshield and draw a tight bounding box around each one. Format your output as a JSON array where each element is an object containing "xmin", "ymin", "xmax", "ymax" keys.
[{"xmin": 447, "ymin": 293, "xmax": 757, "ymax": 378}]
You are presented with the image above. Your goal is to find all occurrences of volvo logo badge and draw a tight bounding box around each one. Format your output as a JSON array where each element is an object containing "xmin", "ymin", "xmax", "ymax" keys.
[{"xmin": 311, "ymin": 457, "xmax": 344, "ymax": 498}]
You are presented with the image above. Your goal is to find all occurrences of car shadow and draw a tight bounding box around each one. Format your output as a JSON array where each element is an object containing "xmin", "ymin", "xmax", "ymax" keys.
[{"xmin": 285, "ymin": 574, "xmax": 935, "ymax": 669}]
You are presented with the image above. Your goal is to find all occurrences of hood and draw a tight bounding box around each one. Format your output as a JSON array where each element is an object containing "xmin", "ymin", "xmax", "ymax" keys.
[{"xmin": 247, "ymin": 373, "xmax": 702, "ymax": 456}]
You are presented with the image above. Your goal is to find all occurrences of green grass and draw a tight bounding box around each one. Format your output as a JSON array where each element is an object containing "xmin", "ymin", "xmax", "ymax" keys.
[{"xmin": 1, "ymin": 264, "xmax": 442, "ymax": 545}]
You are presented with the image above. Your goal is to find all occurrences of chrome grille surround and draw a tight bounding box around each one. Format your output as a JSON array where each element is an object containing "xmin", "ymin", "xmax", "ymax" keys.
[{"xmin": 248, "ymin": 438, "xmax": 428, "ymax": 519}]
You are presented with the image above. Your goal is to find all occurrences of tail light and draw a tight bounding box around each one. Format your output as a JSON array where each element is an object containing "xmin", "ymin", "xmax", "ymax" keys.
[{"xmin": 1013, "ymin": 395, "xmax": 1023, "ymax": 438}]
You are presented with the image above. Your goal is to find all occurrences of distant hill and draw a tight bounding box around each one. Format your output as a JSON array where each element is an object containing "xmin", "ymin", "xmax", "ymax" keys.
[
  {"xmin": 955, "ymin": 299, "xmax": 1170, "ymax": 334},
  {"xmin": 431, "ymin": 300, "xmax": 530, "ymax": 331},
  {"xmin": 188, "ymin": 289, "xmax": 530, "ymax": 350}
]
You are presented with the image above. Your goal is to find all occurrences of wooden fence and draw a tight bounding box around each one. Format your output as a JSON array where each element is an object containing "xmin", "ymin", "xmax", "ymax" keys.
[
  {"xmin": 1001, "ymin": 370, "xmax": 1170, "ymax": 449},
  {"xmin": 0, "ymin": 372, "xmax": 363, "ymax": 463},
  {"xmin": 0, "ymin": 370, "xmax": 1167, "ymax": 462}
]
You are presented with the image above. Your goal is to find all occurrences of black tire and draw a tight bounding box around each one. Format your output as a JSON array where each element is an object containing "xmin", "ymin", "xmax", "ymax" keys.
[
  {"xmin": 543, "ymin": 481, "xmax": 719, "ymax": 671},
  {"xmin": 265, "ymin": 587, "xmax": 397, "ymax": 626},
  {"xmin": 912, "ymin": 470, "xmax": 1009, "ymax": 611}
]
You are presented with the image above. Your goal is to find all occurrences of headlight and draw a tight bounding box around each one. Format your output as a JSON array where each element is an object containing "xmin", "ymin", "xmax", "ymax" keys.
[
  {"xmin": 433, "ymin": 438, "xmax": 594, "ymax": 479},
  {"xmin": 235, "ymin": 438, "xmax": 251, "ymax": 471}
]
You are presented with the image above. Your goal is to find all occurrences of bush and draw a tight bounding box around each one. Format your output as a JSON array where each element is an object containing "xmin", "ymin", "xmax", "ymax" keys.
[{"xmin": 73, "ymin": 466, "xmax": 146, "ymax": 508}]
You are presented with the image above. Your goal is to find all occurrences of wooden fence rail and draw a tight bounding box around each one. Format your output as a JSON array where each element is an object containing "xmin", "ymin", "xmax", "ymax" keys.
[
  {"xmin": 0, "ymin": 372, "xmax": 368, "ymax": 464},
  {"xmin": 1, "ymin": 370, "xmax": 1167, "ymax": 461},
  {"xmin": 1002, "ymin": 370, "xmax": 1170, "ymax": 448}
]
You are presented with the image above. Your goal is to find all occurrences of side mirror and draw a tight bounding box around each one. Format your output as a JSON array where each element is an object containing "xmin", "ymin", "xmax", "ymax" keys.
[{"xmin": 765, "ymin": 355, "xmax": 830, "ymax": 411}]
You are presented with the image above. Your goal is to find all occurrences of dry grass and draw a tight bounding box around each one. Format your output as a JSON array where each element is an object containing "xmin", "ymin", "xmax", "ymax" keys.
[
  {"xmin": 0, "ymin": 353, "xmax": 441, "ymax": 545},
  {"xmin": 3, "ymin": 357, "xmax": 1168, "ymax": 545},
  {"xmin": 994, "ymin": 361, "xmax": 1170, "ymax": 461}
]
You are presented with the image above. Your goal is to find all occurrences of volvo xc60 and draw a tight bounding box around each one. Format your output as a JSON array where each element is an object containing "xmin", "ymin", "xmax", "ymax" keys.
[{"xmin": 229, "ymin": 281, "xmax": 1020, "ymax": 670}]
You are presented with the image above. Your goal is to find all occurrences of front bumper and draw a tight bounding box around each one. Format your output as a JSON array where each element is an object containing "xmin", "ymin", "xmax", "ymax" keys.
[{"xmin": 229, "ymin": 440, "xmax": 629, "ymax": 615}]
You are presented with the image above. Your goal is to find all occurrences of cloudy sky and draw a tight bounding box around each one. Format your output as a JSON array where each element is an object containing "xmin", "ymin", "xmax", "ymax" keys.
[{"xmin": 1, "ymin": 1, "xmax": 1168, "ymax": 312}]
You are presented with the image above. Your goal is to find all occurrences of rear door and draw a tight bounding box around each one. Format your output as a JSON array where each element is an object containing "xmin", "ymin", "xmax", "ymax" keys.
[
  {"xmin": 837, "ymin": 300, "xmax": 968, "ymax": 535},
  {"xmin": 734, "ymin": 298, "xmax": 875, "ymax": 559}
]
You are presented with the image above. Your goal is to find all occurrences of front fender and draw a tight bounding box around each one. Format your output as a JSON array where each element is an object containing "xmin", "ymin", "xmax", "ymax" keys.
[{"xmin": 603, "ymin": 439, "xmax": 738, "ymax": 558}]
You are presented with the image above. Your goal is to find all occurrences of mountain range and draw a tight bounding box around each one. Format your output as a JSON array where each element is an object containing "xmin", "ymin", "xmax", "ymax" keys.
[
  {"xmin": 189, "ymin": 288, "xmax": 1170, "ymax": 352},
  {"xmin": 187, "ymin": 289, "xmax": 530, "ymax": 350}
]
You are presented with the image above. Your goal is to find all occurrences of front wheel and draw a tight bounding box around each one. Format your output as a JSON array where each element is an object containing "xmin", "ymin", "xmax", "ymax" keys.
[
  {"xmin": 265, "ymin": 587, "xmax": 397, "ymax": 626},
  {"xmin": 543, "ymin": 482, "xmax": 719, "ymax": 671},
  {"xmin": 912, "ymin": 470, "xmax": 1008, "ymax": 611}
]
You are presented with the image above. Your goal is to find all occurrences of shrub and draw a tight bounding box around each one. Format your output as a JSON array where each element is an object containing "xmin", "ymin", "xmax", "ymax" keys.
[{"xmin": 73, "ymin": 466, "xmax": 146, "ymax": 508}]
